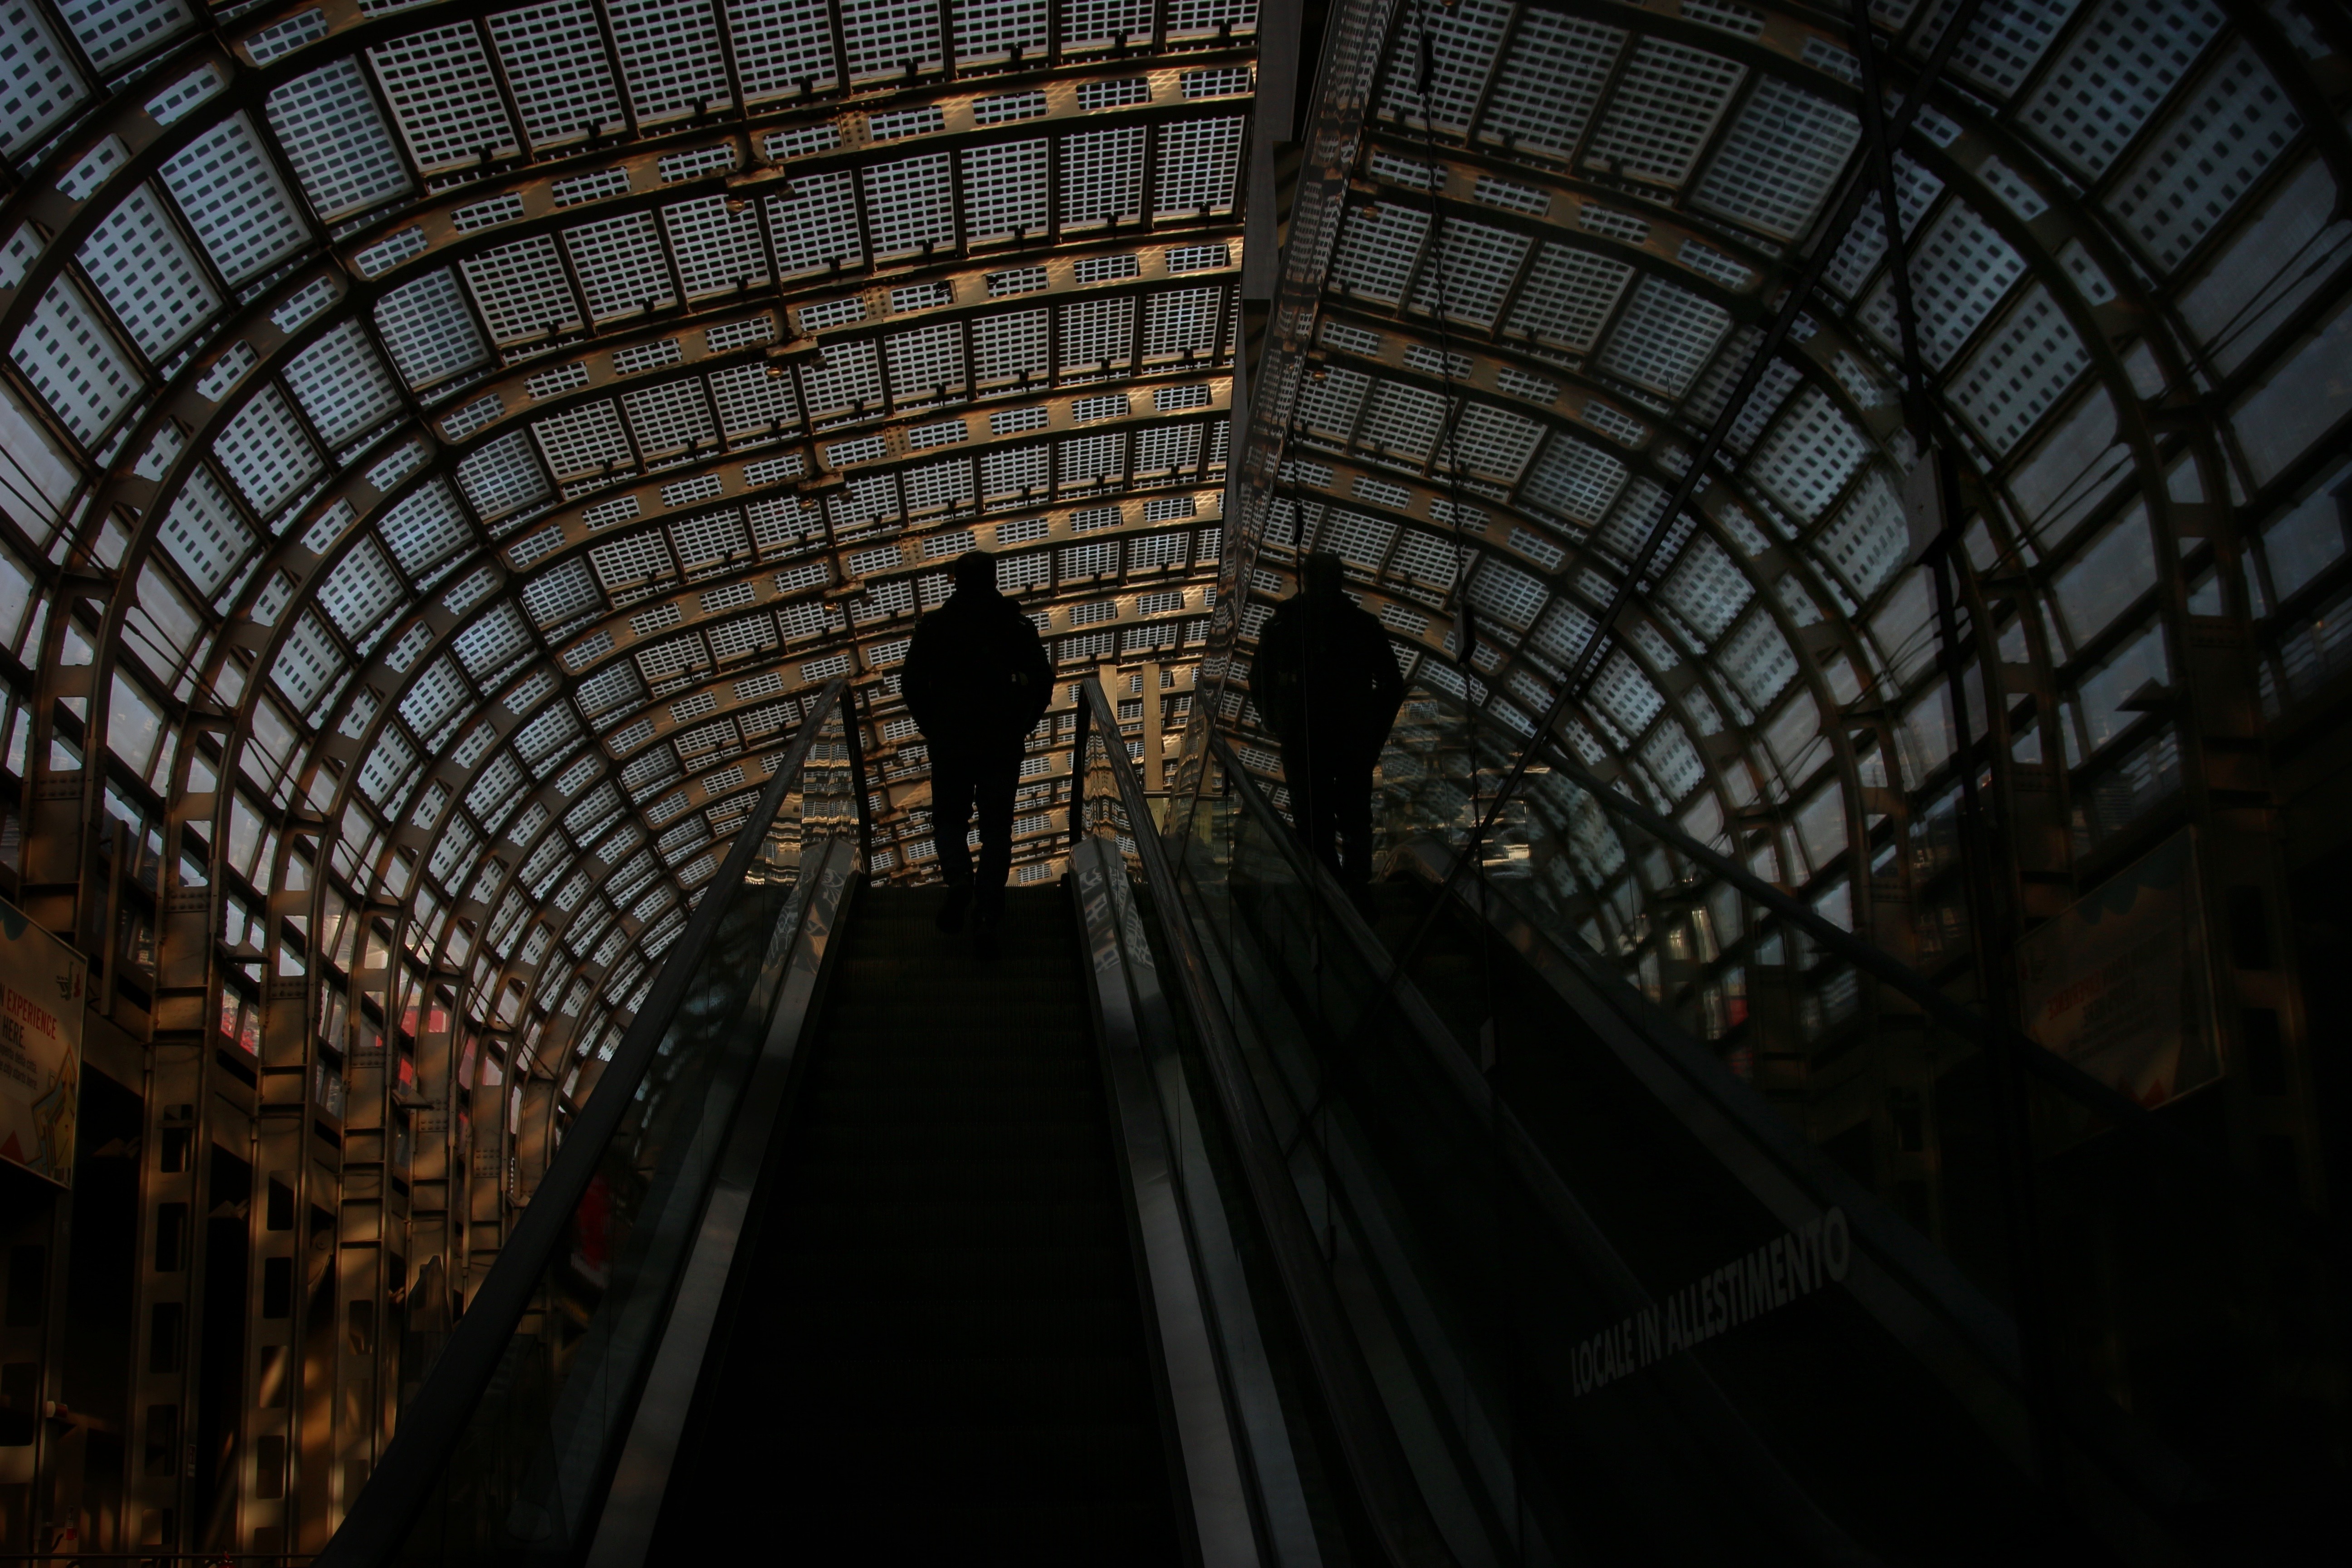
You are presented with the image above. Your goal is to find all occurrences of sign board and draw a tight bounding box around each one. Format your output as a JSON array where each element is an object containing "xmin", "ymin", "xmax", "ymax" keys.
[
  {"xmin": 0, "ymin": 896, "xmax": 87, "ymax": 1186},
  {"xmin": 2016, "ymin": 830, "xmax": 2220, "ymax": 1108}
]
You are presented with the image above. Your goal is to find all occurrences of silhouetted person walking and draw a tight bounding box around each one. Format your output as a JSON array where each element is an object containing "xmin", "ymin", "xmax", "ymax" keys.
[
  {"xmin": 905, "ymin": 549, "xmax": 1053, "ymax": 954},
  {"xmin": 1251, "ymin": 552, "xmax": 1405, "ymax": 885}
]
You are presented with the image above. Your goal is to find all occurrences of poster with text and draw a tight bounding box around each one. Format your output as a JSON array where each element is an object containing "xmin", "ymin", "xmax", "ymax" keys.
[
  {"xmin": 2016, "ymin": 830, "xmax": 2219, "ymax": 1108},
  {"xmin": 0, "ymin": 897, "xmax": 86, "ymax": 1186}
]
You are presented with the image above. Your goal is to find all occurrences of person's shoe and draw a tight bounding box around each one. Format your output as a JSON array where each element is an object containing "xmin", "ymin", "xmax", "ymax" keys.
[
  {"xmin": 971, "ymin": 911, "xmax": 1002, "ymax": 960},
  {"xmin": 935, "ymin": 884, "xmax": 971, "ymax": 933}
]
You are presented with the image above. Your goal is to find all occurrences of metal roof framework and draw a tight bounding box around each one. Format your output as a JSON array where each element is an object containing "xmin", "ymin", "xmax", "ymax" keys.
[
  {"xmin": 1196, "ymin": 0, "xmax": 2346, "ymax": 1427},
  {"xmin": 0, "ymin": 0, "xmax": 1256, "ymax": 1549},
  {"xmin": 0, "ymin": 0, "xmax": 2347, "ymax": 1554}
]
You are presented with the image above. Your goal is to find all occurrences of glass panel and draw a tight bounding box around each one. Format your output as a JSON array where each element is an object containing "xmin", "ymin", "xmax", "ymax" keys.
[
  {"xmin": 1355, "ymin": 682, "xmax": 2321, "ymax": 1539},
  {"xmin": 1180, "ymin": 729, "xmax": 2037, "ymax": 1554},
  {"xmin": 394, "ymin": 696, "xmax": 860, "ymax": 1564},
  {"xmin": 1168, "ymin": 741, "xmax": 1567, "ymax": 1564}
]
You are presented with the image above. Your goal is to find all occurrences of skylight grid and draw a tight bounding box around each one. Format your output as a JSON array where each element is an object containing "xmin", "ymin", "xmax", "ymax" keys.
[
  {"xmin": 707, "ymin": 359, "xmax": 801, "ymax": 435},
  {"xmin": 1858, "ymin": 200, "xmax": 2026, "ymax": 366},
  {"xmin": 566, "ymin": 211, "xmax": 679, "ymax": 320},
  {"xmin": 731, "ymin": 0, "xmax": 842, "ymax": 98},
  {"xmin": 841, "ymin": 0, "xmax": 946, "ymax": 79},
  {"xmin": 1154, "ymin": 118, "xmax": 1245, "ymax": 215},
  {"xmin": 489, "ymin": 1, "xmax": 629, "ymax": 148},
  {"xmin": 75, "ymin": 185, "xmax": 216, "ymax": 360},
  {"xmin": 1477, "ymin": 6, "xmax": 1622, "ymax": 155},
  {"xmin": 1583, "ymin": 38, "xmax": 1746, "ymax": 187},
  {"xmin": 886, "ymin": 323, "xmax": 967, "ymax": 402},
  {"xmin": 623, "ymin": 379, "xmax": 718, "ymax": 457},
  {"xmin": 1382, "ymin": 0, "xmax": 1510, "ymax": 132},
  {"xmin": 863, "ymin": 153, "xmax": 959, "ymax": 257},
  {"xmin": 664, "ymin": 195, "xmax": 774, "ymax": 297},
  {"xmin": 1333, "ymin": 203, "xmax": 1431, "ymax": 304},
  {"xmin": 767, "ymin": 172, "xmax": 867, "ymax": 276},
  {"xmin": 1692, "ymin": 76, "xmax": 1861, "ymax": 241},
  {"xmin": 368, "ymin": 23, "xmax": 521, "ymax": 172},
  {"xmin": 961, "ymin": 140, "xmax": 1049, "ymax": 243},
  {"xmin": 799, "ymin": 338, "xmax": 886, "ymax": 416},
  {"xmin": 1410, "ymin": 219, "xmax": 1531, "ymax": 328},
  {"xmin": 974, "ymin": 309, "xmax": 1051, "ymax": 384},
  {"xmin": 463, "ymin": 235, "xmax": 588, "ymax": 343},
  {"xmin": 215, "ymin": 386, "xmax": 323, "ymax": 517},
  {"xmin": 535, "ymin": 399, "xmax": 638, "ymax": 478},
  {"xmin": 159, "ymin": 114, "xmax": 308, "ymax": 284},
  {"xmin": 607, "ymin": 0, "xmax": 735, "ymax": 122},
  {"xmin": 954, "ymin": 0, "xmax": 1046, "ymax": 60},
  {"xmin": 0, "ymin": 5, "xmax": 90, "ymax": 156},
  {"xmin": 1059, "ymin": 295, "xmax": 1136, "ymax": 372},
  {"xmin": 1503, "ymin": 242, "xmax": 1634, "ymax": 349},
  {"xmin": 157, "ymin": 468, "xmax": 257, "ymax": 596},
  {"xmin": 1062, "ymin": 0, "xmax": 1152, "ymax": 47},
  {"xmin": 380, "ymin": 480, "xmax": 475, "ymax": 581},
  {"xmin": 267, "ymin": 59, "xmax": 414, "ymax": 222},
  {"xmin": 1597, "ymin": 276, "xmax": 1733, "ymax": 397},
  {"xmin": 1061, "ymin": 125, "xmax": 1145, "ymax": 228},
  {"xmin": 284, "ymin": 321, "xmax": 402, "ymax": 446}
]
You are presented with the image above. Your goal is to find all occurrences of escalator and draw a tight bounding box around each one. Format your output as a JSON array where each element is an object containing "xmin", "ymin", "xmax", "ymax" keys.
[
  {"xmin": 321, "ymin": 680, "xmax": 1298, "ymax": 1568},
  {"xmin": 1348, "ymin": 873, "xmax": 2063, "ymax": 1558},
  {"xmin": 317, "ymin": 675, "xmax": 2296, "ymax": 1568},
  {"xmin": 1166, "ymin": 706, "xmax": 2322, "ymax": 1564},
  {"xmin": 1235, "ymin": 860, "xmax": 2078, "ymax": 1563},
  {"xmin": 656, "ymin": 886, "xmax": 1181, "ymax": 1563},
  {"xmin": 1176, "ymin": 760, "xmax": 2072, "ymax": 1566}
]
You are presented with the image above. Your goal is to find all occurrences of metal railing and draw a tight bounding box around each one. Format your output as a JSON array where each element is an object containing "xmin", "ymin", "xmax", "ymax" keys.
[
  {"xmin": 1399, "ymin": 695, "xmax": 2326, "ymax": 1245},
  {"xmin": 1202, "ymin": 730, "xmax": 1900, "ymax": 1564},
  {"xmin": 316, "ymin": 678, "xmax": 870, "ymax": 1567},
  {"xmin": 1199, "ymin": 681, "xmax": 2340, "ymax": 1556},
  {"xmin": 1071, "ymin": 677, "xmax": 1461, "ymax": 1567}
]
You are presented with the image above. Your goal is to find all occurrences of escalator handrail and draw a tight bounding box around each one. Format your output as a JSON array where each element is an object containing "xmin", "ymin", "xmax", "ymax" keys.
[
  {"xmin": 1526, "ymin": 724, "xmax": 2328, "ymax": 1244},
  {"xmin": 1205, "ymin": 731, "xmax": 2227, "ymax": 1548},
  {"xmin": 1202, "ymin": 731, "xmax": 1910, "ymax": 1564},
  {"xmin": 1076, "ymin": 678, "xmax": 1463, "ymax": 1568},
  {"xmin": 1377, "ymin": 699, "xmax": 2328, "ymax": 1248},
  {"xmin": 317, "ymin": 677, "xmax": 860, "ymax": 1568}
]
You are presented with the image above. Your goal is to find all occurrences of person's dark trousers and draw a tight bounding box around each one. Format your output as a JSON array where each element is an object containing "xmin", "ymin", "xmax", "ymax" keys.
[
  {"xmin": 930, "ymin": 746, "xmax": 1019, "ymax": 916},
  {"xmin": 1282, "ymin": 741, "xmax": 1376, "ymax": 885}
]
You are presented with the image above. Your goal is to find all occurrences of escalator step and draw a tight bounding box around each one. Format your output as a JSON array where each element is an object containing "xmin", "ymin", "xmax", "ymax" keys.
[
  {"xmin": 755, "ymin": 1355, "xmax": 1156, "ymax": 1422},
  {"xmin": 783, "ymin": 1156, "xmax": 1110, "ymax": 1200},
  {"xmin": 789, "ymin": 1122, "xmax": 1109, "ymax": 1160},
  {"xmin": 771, "ymin": 1197, "xmax": 1123, "ymax": 1246},
  {"xmin": 660, "ymin": 885, "xmax": 1178, "ymax": 1565}
]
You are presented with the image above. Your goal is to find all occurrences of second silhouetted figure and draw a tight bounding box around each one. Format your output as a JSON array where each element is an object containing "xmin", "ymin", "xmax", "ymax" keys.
[
  {"xmin": 1251, "ymin": 552, "xmax": 1405, "ymax": 885},
  {"xmin": 905, "ymin": 549, "xmax": 1053, "ymax": 954}
]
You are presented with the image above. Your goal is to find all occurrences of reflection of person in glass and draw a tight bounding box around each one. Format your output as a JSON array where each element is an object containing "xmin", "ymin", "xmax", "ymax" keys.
[
  {"xmin": 1251, "ymin": 552, "xmax": 1406, "ymax": 885},
  {"xmin": 905, "ymin": 550, "xmax": 1053, "ymax": 955}
]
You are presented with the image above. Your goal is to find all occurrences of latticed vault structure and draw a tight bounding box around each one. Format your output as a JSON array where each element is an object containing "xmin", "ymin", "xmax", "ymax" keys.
[
  {"xmin": 1198, "ymin": 0, "xmax": 2340, "ymax": 1298},
  {"xmin": 0, "ymin": 0, "xmax": 1253, "ymax": 1548},
  {"xmin": 0, "ymin": 0, "xmax": 2345, "ymax": 1555}
]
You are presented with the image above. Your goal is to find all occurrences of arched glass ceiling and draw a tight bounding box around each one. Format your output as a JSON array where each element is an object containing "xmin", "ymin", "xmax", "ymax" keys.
[
  {"xmin": 1203, "ymin": 0, "xmax": 2351, "ymax": 1100},
  {"xmin": 0, "ymin": 0, "xmax": 1252, "ymax": 1399},
  {"xmin": 0, "ymin": 0, "xmax": 2341, "ymax": 1546}
]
